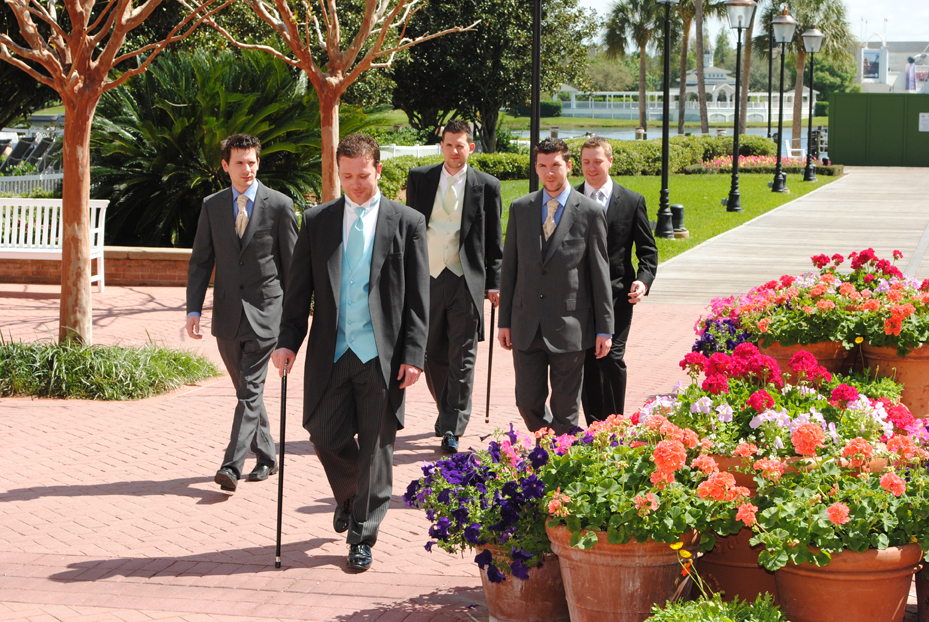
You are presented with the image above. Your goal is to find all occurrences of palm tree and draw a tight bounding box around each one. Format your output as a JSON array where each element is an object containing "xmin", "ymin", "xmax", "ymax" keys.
[
  {"xmin": 695, "ymin": 0, "xmax": 709, "ymax": 133},
  {"xmin": 783, "ymin": 0, "xmax": 855, "ymax": 149},
  {"xmin": 676, "ymin": 0, "xmax": 727, "ymax": 135},
  {"xmin": 606, "ymin": 0, "xmax": 663, "ymax": 130}
]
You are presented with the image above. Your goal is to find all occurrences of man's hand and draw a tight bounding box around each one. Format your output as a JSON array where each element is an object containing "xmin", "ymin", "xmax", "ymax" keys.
[
  {"xmin": 271, "ymin": 348, "xmax": 296, "ymax": 377},
  {"xmin": 595, "ymin": 335, "xmax": 613, "ymax": 359},
  {"xmin": 185, "ymin": 314, "xmax": 202, "ymax": 340},
  {"xmin": 487, "ymin": 290, "xmax": 500, "ymax": 308},
  {"xmin": 398, "ymin": 364, "xmax": 422, "ymax": 389},
  {"xmin": 628, "ymin": 280, "xmax": 647, "ymax": 305},
  {"xmin": 497, "ymin": 327, "xmax": 512, "ymax": 351}
]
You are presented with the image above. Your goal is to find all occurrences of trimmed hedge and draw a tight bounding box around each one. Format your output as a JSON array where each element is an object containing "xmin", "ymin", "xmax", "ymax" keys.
[
  {"xmin": 512, "ymin": 101, "xmax": 563, "ymax": 117},
  {"xmin": 683, "ymin": 162, "xmax": 845, "ymax": 176},
  {"xmin": 380, "ymin": 153, "xmax": 531, "ymax": 200}
]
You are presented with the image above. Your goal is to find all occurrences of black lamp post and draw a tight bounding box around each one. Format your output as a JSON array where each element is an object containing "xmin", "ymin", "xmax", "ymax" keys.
[
  {"xmin": 655, "ymin": 0, "xmax": 680, "ymax": 239},
  {"xmin": 722, "ymin": 0, "xmax": 756, "ymax": 213},
  {"xmin": 528, "ymin": 0, "xmax": 542, "ymax": 192},
  {"xmin": 767, "ymin": 23, "xmax": 774, "ymax": 139},
  {"xmin": 771, "ymin": 7, "xmax": 797, "ymax": 194},
  {"xmin": 801, "ymin": 26, "xmax": 824, "ymax": 182}
]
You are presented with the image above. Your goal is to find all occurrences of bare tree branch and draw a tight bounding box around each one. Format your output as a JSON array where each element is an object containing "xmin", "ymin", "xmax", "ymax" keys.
[
  {"xmin": 0, "ymin": 43, "xmax": 57, "ymax": 88},
  {"xmin": 187, "ymin": 9, "xmax": 303, "ymax": 68}
]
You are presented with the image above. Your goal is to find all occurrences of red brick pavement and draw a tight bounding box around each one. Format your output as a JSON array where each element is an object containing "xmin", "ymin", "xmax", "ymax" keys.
[{"xmin": 1, "ymin": 284, "xmax": 917, "ymax": 621}]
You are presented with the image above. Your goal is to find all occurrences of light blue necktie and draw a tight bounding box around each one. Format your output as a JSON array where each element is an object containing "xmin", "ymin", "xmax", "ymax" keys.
[{"xmin": 345, "ymin": 206, "xmax": 366, "ymax": 270}]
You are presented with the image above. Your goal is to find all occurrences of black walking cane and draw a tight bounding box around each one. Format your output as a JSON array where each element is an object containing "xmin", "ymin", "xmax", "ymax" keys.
[
  {"xmin": 485, "ymin": 303, "xmax": 496, "ymax": 424},
  {"xmin": 275, "ymin": 362, "xmax": 287, "ymax": 569}
]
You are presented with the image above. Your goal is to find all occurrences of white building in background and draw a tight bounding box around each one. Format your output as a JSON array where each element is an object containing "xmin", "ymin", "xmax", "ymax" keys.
[{"xmin": 856, "ymin": 39, "xmax": 929, "ymax": 93}]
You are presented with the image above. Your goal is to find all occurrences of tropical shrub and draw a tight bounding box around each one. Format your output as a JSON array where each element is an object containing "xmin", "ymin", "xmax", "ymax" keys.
[
  {"xmin": 646, "ymin": 593, "xmax": 787, "ymax": 622},
  {"xmin": 91, "ymin": 49, "xmax": 370, "ymax": 247}
]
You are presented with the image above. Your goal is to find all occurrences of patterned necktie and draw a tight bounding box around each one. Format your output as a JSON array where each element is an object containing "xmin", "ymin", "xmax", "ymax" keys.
[
  {"xmin": 543, "ymin": 198, "xmax": 559, "ymax": 240},
  {"xmin": 235, "ymin": 194, "xmax": 249, "ymax": 238},
  {"xmin": 443, "ymin": 183, "xmax": 458, "ymax": 214},
  {"xmin": 596, "ymin": 190, "xmax": 606, "ymax": 206},
  {"xmin": 345, "ymin": 206, "xmax": 366, "ymax": 270}
]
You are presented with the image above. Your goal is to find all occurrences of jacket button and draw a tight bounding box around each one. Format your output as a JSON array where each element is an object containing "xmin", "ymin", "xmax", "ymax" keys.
[
  {"xmin": 539, "ymin": 294, "xmax": 544, "ymax": 299},
  {"xmin": 239, "ymin": 285, "xmax": 244, "ymax": 290},
  {"xmin": 239, "ymin": 261, "xmax": 244, "ymax": 265}
]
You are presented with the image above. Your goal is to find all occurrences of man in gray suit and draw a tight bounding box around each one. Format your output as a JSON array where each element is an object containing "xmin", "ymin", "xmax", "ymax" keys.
[
  {"xmin": 405, "ymin": 119, "xmax": 503, "ymax": 454},
  {"xmin": 577, "ymin": 136, "xmax": 658, "ymax": 424},
  {"xmin": 272, "ymin": 134, "xmax": 429, "ymax": 572},
  {"xmin": 497, "ymin": 138, "xmax": 613, "ymax": 434},
  {"xmin": 186, "ymin": 134, "xmax": 298, "ymax": 493}
]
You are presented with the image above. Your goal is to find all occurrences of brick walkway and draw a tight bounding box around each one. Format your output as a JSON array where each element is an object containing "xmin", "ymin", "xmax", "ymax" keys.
[{"xmin": 1, "ymin": 167, "xmax": 925, "ymax": 621}]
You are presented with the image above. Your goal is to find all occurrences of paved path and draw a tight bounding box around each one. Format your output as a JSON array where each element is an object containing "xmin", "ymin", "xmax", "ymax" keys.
[{"xmin": 1, "ymin": 167, "xmax": 926, "ymax": 621}]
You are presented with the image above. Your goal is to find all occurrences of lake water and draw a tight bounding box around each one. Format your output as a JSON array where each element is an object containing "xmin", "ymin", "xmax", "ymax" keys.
[{"xmin": 517, "ymin": 127, "xmax": 816, "ymax": 144}]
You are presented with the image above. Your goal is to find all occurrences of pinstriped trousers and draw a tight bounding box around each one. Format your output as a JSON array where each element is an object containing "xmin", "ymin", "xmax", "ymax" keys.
[{"xmin": 307, "ymin": 349, "xmax": 397, "ymax": 547}]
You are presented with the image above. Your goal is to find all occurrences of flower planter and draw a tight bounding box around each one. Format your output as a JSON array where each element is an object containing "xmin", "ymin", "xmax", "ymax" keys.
[
  {"xmin": 917, "ymin": 568, "xmax": 929, "ymax": 622},
  {"xmin": 479, "ymin": 547, "xmax": 570, "ymax": 622},
  {"xmin": 774, "ymin": 544, "xmax": 923, "ymax": 622},
  {"xmin": 862, "ymin": 343, "xmax": 929, "ymax": 417},
  {"xmin": 546, "ymin": 523, "xmax": 698, "ymax": 622},
  {"xmin": 758, "ymin": 341, "xmax": 851, "ymax": 380},
  {"xmin": 696, "ymin": 528, "xmax": 778, "ymax": 605}
]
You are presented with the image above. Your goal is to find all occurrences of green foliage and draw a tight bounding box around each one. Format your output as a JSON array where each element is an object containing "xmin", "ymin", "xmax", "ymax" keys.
[
  {"xmin": 91, "ymin": 49, "xmax": 370, "ymax": 247},
  {"xmin": 815, "ymin": 101, "xmax": 829, "ymax": 117},
  {"xmin": 391, "ymin": 0, "xmax": 598, "ymax": 152},
  {"xmin": 0, "ymin": 4, "xmax": 58, "ymax": 128},
  {"xmin": 379, "ymin": 152, "xmax": 530, "ymax": 200},
  {"xmin": 0, "ymin": 161, "xmax": 38, "ymax": 177},
  {"xmin": 380, "ymin": 155, "xmax": 443, "ymax": 200},
  {"xmin": 511, "ymin": 101, "xmax": 563, "ymax": 117},
  {"xmin": 363, "ymin": 126, "xmax": 436, "ymax": 146},
  {"xmin": 0, "ymin": 338, "xmax": 219, "ymax": 400},
  {"xmin": 587, "ymin": 51, "xmax": 638, "ymax": 91},
  {"xmin": 647, "ymin": 593, "xmax": 787, "ymax": 622}
]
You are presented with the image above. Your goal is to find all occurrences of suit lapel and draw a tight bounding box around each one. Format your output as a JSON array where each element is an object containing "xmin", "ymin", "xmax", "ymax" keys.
[
  {"xmin": 543, "ymin": 191, "xmax": 578, "ymax": 266},
  {"xmin": 216, "ymin": 188, "xmax": 238, "ymax": 247},
  {"xmin": 238, "ymin": 182, "xmax": 264, "ymax": 253},
  {"xmin": 421, "ymin": 165, "xmax": 442, "ymax": 222},
  {"xmin": 325, "ymin": 199, "xmax": 345, "ymax": 310},
  {"xmin": 608, "ymin": 181, "xmax": 624, "ymax": 220},
  {"xmin": 459, "ymin": 167, "xmax": 481, "ymax": 248},
  {"xmin": 370, "ymin": 198, "xmax": 400, "ymax": 290}
]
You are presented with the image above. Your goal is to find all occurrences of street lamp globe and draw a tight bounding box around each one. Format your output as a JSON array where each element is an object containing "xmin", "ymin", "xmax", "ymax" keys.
[
  {"xmin": 725, "ymin": 0, "xmax": 757, "ymax": 30},
  {"xmin": 772, "ymin": 8, "xmax": 798, "ymax": 44},
  {"xmin": 802, "ymin": 26, "xmax": 824, "ymax": 53}
]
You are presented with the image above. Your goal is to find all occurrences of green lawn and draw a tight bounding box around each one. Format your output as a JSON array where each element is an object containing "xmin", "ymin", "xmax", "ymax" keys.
[{"xmin": 499, "ymin": 173, "xmax": 837, "ymax": 264}]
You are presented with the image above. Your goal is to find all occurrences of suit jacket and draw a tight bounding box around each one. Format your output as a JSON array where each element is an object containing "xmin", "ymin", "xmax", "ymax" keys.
[
  {"xmin": 276, "ymin": 196, "xmax": 429, "ymax": 429},
  {"xmin": 187, "ymin": 180, "xmax": 298, "ymax": 340},
  {"xmin": 576, "ymin": 181, "xmax": 658, "ymax": 324},
  {"xmin": 405, "ymin": 163, "xmax": 503, "ymax": 340},
  {"xmin": 498, "ymin": 187, "xmax": 613, "ymax": 353}
]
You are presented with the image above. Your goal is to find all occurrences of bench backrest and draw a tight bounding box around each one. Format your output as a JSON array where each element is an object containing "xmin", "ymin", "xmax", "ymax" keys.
[{"xmin": 0, "ymin": 199, "xmax": 109, "ymax": 252}]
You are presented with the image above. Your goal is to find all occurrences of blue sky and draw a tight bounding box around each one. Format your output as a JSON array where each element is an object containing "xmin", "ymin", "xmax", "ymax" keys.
[{"xmin": 578, "ymin": 0, "xmax": 929, "ymax": 46}]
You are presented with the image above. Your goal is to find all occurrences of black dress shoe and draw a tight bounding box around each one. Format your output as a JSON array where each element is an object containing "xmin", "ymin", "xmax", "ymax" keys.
[
  {"xmin": 347, "ymin": 543, "xmax": 372, "ymax": 571},
  {"xmin": 441, "ymin": 432, "xmax": 459, "ymax": 454},
  {"xmin": 247, "ymin": 464, "xmax": 279, "ymax": 481},
  {"xmin": 214, "ymin": 467, "xmax": 238, "ymax": 492},
  {"xmin": 333, "ymin": 504, "xmax": 350, "ymax": 534}
]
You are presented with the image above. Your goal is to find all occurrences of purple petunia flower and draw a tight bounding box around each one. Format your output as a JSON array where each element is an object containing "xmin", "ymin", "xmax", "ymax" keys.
[{"xmin": 474, "ymin": 548, "xmax": 493, "ymax": 569}]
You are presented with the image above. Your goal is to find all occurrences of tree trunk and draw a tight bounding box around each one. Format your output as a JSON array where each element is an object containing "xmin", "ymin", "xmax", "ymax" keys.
[
  {"xmin": 59, "ymin": 95, "xmax": 99, "ymax": 344},
  {"xmin": 694, "ymin": 0, "xmax": 708, "ymax": 134},
  {"xmin": 319, "ymin": 93, "xmax": 341, "ymax": 203},
  {"xmin": 677, "ymin": 16, "xmax": 693, "ymax": 136},
  {"xmin": 480, "ymin": 107, "xmax": 499, "ymax": 154},
  {"xmin": 739, "ymin": 16, "xmax": 755, "ymax": 135},
  {"xmin": 638, "ymin": 47, "xmax": 648, "ymax": 131},
  {"xmin": 791, "ymin": 49, "xmax": 807, "ymax": 150}
]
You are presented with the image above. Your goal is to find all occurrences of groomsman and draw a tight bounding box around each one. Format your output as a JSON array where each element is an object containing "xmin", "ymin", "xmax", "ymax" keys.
[
  {"xmin": 576, "ymin": 136, "xmax": 657, "ymax": 423},
  {"xmin": 272, "ymin": 134, "xmax": 429, "ymax": 571},
  {"xmin": 405, "ymin": 119, "xmax": 503, "ymax": 453},
  {"xmin": 186, "ymin": 134, "xmax": 298, "ymax": 493},
  {"xmin": 497, "ymin": 137, "xmax": 613, "ymax": 434}
]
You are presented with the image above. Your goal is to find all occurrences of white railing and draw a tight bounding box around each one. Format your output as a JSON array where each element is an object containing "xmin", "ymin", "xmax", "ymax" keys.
[
  {"xmin": 0, "ymin": 173, "xmax": 63, "ymax": 196},
  {"xmin": 380, "ymin": 144, "xmax": 442, "ymax": 160}
]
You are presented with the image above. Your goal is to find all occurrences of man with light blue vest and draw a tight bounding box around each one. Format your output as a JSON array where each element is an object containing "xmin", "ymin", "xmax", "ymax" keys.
[{"xmin": 272, "ymin": 133, "xmax": 429, "ymax": 572}]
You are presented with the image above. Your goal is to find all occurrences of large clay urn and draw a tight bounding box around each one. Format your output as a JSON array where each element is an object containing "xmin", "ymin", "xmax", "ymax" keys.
[
  {"xmin": 758, "ymin": 341, "xmax": 851, "ymax": 380},
  {"xmin": 546, "ymin": 523, "xmax": 698, "ymax": 622},
  {"xmin": 775, "ymin": 544, "xmax": 923, "ymax": 622},
  {"xmin": 478, "ymin": 546, "xmax": 569, "ymax": 622},
  {"xmin": 862, "ymin": 343, "xmax": 929, "ymax": 417}
]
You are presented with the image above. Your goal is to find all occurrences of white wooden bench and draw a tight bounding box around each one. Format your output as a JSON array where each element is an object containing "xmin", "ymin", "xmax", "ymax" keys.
[{"xmin": 0, "ymin": 198, "xmax": 108, "ymax": 292}]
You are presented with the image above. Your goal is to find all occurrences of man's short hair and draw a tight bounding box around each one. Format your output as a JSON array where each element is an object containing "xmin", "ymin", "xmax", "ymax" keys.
[
  {"xmin": 221, "ymin": 134, "xmax": 261, "ymax": 163},
  {"xmin": 581, "ymin": 136, "xmax": 613, "ymax": 159},
  {"xmin": 442, "ymin": 119, "xmax": 473, "ymax": 144},
  {"xmin": 337, "ymin": 133, "xmax": 380, "ymax": 166},
  {"xmin": 535, "ymin": 137, "xmax": 570, "ymax": 162}
]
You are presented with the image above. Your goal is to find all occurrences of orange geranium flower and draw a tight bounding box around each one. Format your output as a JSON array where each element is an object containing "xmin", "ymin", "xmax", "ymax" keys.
[
  {"xmin": 826, "ymin": 502, "xmax": 850, "ymax": 525},
  {"xmin": 652, "ymin": 439, "xmax": 687, "ymax": 472},
  {"xmin": 880, "ymin": 473, "xmax": 907, "ymax": 497},
  {"xmin": 733, "ymin": 442, "xmax": 759, "ymax": 459},
  {"xmin": 753, "ymin": 458, "xmax": 786, "ymax": 481},
  {"xmin": 791, "ymin": 423, "xmax": 826, "ymax": 456},
  {"xmin": 841, "ymin": 437, "xmax": 873, "ymax": 468},
  {"xmin": 691, "ymin": 454, "xmax": 720, "ymax": 474},
  {"xmin": 736, "ymin": 502, "xmax": 759, "ymax": 527}
]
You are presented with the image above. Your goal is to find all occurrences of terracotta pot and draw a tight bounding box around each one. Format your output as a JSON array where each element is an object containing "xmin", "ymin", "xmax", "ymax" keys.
[
  {"xmin": 775, "ymin": 544, "xmax": 923, "ymax": 622},
  {"xmin": 916, "ymin": 568, "xmax": 929, "ymax": 622},
  {"xmin": 478, "ymin": 546, "xmax": 570, "ymax": 622},
  {"xmin": 862, "ymin": 343, "xmax": 929, "ymax": 417},
  {"xmin": 696, "ymin": 528, "xmax": 778, "ymax": 604},
  {"xmin": 546, "ymin": 523, "xmax": 698, "ymax": 622},
  {"xmin": 758, "ymin": 341, "xmax": 851, "ymax": 380}
]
